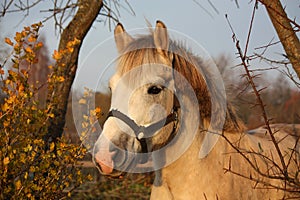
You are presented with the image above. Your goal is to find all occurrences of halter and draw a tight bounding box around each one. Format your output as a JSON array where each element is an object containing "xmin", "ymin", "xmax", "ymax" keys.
[{"xmin": 106, "ymin": 57, "xmax": 179, "ymax": 163}]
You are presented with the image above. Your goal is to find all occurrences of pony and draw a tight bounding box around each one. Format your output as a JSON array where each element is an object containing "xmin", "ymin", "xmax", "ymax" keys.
[{"xmin": 93, "ymin": 20, "xmax": 299, "ymax": 199}]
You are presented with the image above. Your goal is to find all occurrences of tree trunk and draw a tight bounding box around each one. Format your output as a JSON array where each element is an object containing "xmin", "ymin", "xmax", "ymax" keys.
[
  {"xmin": 46, "ymin": 0, "xmax": 103, "ymax": 141},
  {"xmin": 259, "ymin": 0, "xmax": 300, "ymax": 79}
]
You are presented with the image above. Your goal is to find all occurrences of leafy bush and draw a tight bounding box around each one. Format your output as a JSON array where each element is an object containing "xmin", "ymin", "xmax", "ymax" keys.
[{"xmin": 0, "ymin": 23, "xmax": 91, "ymax": 199}]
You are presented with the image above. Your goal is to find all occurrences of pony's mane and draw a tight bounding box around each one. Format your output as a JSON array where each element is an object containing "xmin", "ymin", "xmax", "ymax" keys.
[{"xmin": 116, "ymin": 33, "xmax": 245, "ymax": 133}]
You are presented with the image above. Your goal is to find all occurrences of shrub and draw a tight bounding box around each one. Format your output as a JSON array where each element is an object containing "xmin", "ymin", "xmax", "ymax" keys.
[{"xmin": 0, "ymin": 23, "xmax": 91, "ymax": 199}]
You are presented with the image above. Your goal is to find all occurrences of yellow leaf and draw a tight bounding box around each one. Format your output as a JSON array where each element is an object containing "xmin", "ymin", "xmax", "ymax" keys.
[
  {"xmin": 48, "ymin": 113, "xmax": 55, "ymax": 118},
  {"xmin": 24, "ymin": 172, "xmax": 28, "ymax": 180},
  {"xmin": 24, "ymin": 144, "xmax": 32, "ymax": 152},
  {"xmin": 81, "ymin": 122, "xmax": 88, "ymax": 128},
  {"xmin": 90, "ymin": 110, "xmax": 96, "ymax": 116},
  {"xmin": 79, "ymin": 99, "xmax": 87, "ymax": 104},
  {"xmin": 13, "ymin": 43, "xmax": 20, "ymax": 51},
  {"xmin": 6, "ymin": 95, "xmax": 16, "ymax": 104},
  {"xmin": 66, "ymin": 41, "xmax": 73, "ymax": 48},
  {"xmin": 3, "ymin": 157, "xmax": 10, "ymax": 165},
  {"xmin": 73, "ymin": 38, "xmax": 81, "ymax": 45},
  {"xmin": 17, "ymin": 84, "xmax": 24, "ymax": 92},
  {"xmin": 87, "ymin": 174, "xmax": 93, "ymax": 181},
  {"xmin": 52, "ymin": 50, "xmax": 62, "ymax": 60},
  {"xmin": 54, "ymin": 160, "xmax": 60, "ymax": 166},
  {"xmin": 67, "ymin": 47, "xmax": 74, "ymax": 53},
  {"xmin": 15, "ymin": 180, "xmax": 21, "ymax": 190},
  {"xmin": 83, "ymin": 90, "xmax": 90, "ymax": 97},
  {"xmin": 58, "ymin": 76, "xmax": 65, "ymax": 82},
  {"xmin": 5, "ymin": 37, "xmax": 13, "ymax": 46},
  {"xmin": 31, "ymin": 22, "xmax": 43, "ymax": 29},
  {"xmin": 24, "ymin": 26, "xmax": 30, "ymax": 31},
  {"xmin": 4, "ymin": 79, "xmax": 10, "ymax": 85},
  {"xmin": 57, "ymin": 150, "xmax": 62, "ymax": 156},
  {"xmin": 50, "ymin": 142, "xmax": 55, "ymax": 152},
  {"xmin": 20, "ymin": 153, "xmax": 26, "ymax": 163},
  {"xmin": 25, "ymin": 46, "xmax": 33, "ymax": 53},
  {"xmin": 35, "ymin": 42, "xmax": 43, "ymax": 49},
  {"xmin": 1, "ymin": 103, "xmax": 9, "ymax": 112},
  {"xmin": 21, "ymin": 30, "xmax": 27, "ymax": 37},
  {"xmin": 15, "ymin": 32, "xmax": 23, "ymax": 42},
  {"xmin": 27, "ymin": 35, "xmax": 37, "ymax": 43},
  {"xmin": 95, "ymin": 107, "xmax": 101, "ymax": 114},
  {"xmin": 29, "ymin": 166, "xmax": 35, "ymax": 173}
]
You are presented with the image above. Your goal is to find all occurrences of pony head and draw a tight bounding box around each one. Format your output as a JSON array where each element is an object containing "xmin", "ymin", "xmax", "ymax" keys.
[{"xmin": 92, "ymin": 20, "xmax": 234, "ymax": 177}]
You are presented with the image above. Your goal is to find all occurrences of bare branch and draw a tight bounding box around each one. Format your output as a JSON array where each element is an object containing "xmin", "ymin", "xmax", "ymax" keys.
[
  {"xmin": 243, "ymin": 0, "xmax": 258, "ymax": 59},
  {"xmin": 253, "ymin": 53, "xmax": 300, "ymax": 88},
  {"xmin": 192, "ymin": 0, "xmax": 214, "ymax": 19},
  {"xmin": 0, "ymin": 0, "xmax": 42, "ymax": 16},
  {"xmin": 225, "ymin": 2, "xmax": 300, "ymax": 195}
]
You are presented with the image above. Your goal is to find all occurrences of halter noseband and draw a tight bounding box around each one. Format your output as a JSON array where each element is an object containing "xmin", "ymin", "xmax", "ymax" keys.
[{"xmin": 106, "ymin": 105, "xmax": 178, "ymax": 154}]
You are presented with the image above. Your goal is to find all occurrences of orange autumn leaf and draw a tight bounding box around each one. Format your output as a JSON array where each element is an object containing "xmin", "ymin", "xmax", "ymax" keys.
[
  {"xmin": 25, "ymin": 47, "xmax": 33, "ymax": 53},
  {"xmin": 79, "ymin": 99, "xmax": 87, "ymax": 104},
  {"xmin": 3, "ymin": 157, "xmax": 10, "ymax": 165},
  {"xmin": 27, "ymin": 35, "xmax": 37, "ymax": 43},
  {"xmin": 5, "ymin": 37, "xmax": 14, "ymax": 46},
  {"xmin": 58, "ymin": 76, "xmax": 65, "ymax": 82},
  {"xmin": 35, "ymin": 42, "xmax": 43, "ymax": 49},
  {"xmin": 24, "ymin": 26, "xmax": 30, "ymax": 31},
  {"xmin": 15, "ymin": 32, "xmax": 23, "ymax": 42},
  {"xmin": 95, "ymin": 107, "xmax": 101, "ymax": 113},
  {"xmin": 52, "ymin": 50, "xmax": 62, "ymax": 60}
]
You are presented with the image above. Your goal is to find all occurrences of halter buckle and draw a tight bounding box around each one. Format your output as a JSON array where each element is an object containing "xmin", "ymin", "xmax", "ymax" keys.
[{"xmin": 137, "ymin": 132, "xmax": 145, "ymax": 140}]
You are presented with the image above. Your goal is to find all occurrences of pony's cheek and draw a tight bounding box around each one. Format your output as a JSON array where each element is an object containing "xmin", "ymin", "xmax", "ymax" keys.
[{"xmin": 148, "ymin": 104, "xmax": 168, "ymax": 121}]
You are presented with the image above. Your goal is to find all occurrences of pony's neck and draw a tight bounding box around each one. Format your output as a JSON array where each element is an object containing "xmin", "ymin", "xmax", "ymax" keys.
[
  {"xmin": 158, "ymin": 104, "xmax": 246, "ymax": 183},
  {"xmin": 154, "ymin": 126, "xmax": 219, "ymax": 197}
]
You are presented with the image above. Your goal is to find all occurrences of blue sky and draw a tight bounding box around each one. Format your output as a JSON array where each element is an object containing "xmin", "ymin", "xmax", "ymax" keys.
[{"xmin": 1, "ymin": 0, "xmax": 299, "ymax": 90}]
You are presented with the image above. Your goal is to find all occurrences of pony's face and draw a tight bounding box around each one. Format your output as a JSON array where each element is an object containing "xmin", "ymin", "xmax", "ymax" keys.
[{"xmin": 93, "ymin": 21, "xmax": 177, "ymax": 176}]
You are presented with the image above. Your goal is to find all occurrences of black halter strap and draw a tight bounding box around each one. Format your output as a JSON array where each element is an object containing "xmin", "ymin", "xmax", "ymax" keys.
[{"xmin": 106, "ymin": 106, "xmax": 178, "ymax": 154}]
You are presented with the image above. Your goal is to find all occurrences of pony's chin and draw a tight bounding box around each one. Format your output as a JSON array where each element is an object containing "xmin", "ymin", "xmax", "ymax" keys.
[
  {"xmin": 94, "ymin": 155, "xmax": 140, "ymax": 178},
  {"xmin": 93, "ymin": 160, "xmax": 125, "ymax": 178},
  {"xmin": 102, "ymin": 169, "xmax": 126, "ymax": 179}
]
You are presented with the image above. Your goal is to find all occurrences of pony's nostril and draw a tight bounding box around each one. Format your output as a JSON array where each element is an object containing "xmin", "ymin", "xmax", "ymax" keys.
[
  {"xmin": 111, "ymin": 148, "xmax": 127, "ymax": 168},
  {"xmin": 94, "ymin": 149, "xmax": 116, "ymax": 174}
]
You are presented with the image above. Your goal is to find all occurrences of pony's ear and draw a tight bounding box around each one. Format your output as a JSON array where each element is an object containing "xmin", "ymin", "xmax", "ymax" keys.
[
  {"xmin": 154, "ymin": 20, "xmax": 169, "ymax": 53},
  {"xmin": 114, "ymin": 23, "xmax": 133, "ymax": 53}
]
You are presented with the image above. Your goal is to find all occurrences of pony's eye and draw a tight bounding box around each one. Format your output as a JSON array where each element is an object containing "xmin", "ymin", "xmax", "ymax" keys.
[{"xmin": 147, "ymin": 85, "xmax": 163, "ymax": 95}]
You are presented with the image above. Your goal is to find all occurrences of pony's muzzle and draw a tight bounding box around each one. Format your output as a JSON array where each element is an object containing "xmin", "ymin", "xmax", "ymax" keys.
[
  {"xmin": 94, "ymin": 149, "xmax": 115, "ymax": 175},
  {"xmin": 92, "ymin": 133, "xmax": 125, "ymax": 176},
  {"xmin": 93, "ymin": 144, "xmax": 127, "ymax": 177}
]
